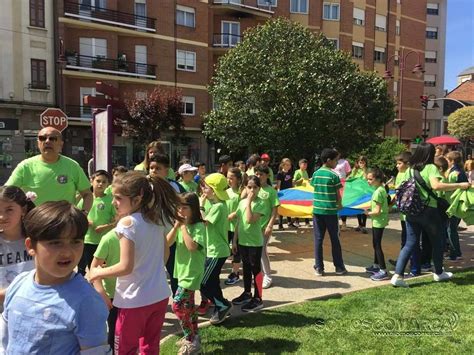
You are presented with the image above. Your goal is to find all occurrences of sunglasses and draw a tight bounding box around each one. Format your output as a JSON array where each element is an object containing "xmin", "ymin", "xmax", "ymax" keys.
[{"xmin": 38, "ymin": 135, "xmax": 60, "ymax": 142}]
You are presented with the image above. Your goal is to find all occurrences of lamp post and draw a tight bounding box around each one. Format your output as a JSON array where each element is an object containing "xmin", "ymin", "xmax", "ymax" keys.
[
  {"xmin": 428, "ymin": 97, "xmax": 466, "ymax": 136},
  {"xmin": 421, "ymin": 94, "xmax": 438, "ymax": 141},
  {"xmin": 384, "ymin": 47, "xmax": 424, "ymax": 142}
]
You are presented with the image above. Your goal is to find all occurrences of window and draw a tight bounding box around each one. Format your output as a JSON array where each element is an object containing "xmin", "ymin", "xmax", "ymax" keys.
[
  {"xmin": 396, "ymin": 20, "xmax": 400, "ymax": 35},
  {"xmin": 426, "ymin": 26, "xmax": 438, "ymax": 39},
  {"xmin": 425, "ymin": 50, "xmax": 437, "ymax": 63},
  {"xmin": 323, "ymin": 3, "xmax": 340, "ymax": 20},
  {"xmin": 135, "ymin": 0, "xmax": 147, "ymax": 29},
  {"xmin": 352, "ymin": 42, "xmax": 364, "ymax": 59},
  {"xmin": 221, "ymin": 21, "xmax": 240, "ymax": 47},
  {"xmin": 30, "ymin": 0, "xmax": 45, "ymax": 28},
  {"xmin": 176, "ymin": 50, "xmax": 196, "ymax": 71},
  {"xmin": 31, "ymin": 59, "xmax": 47, "ymax": 89},
  {"xmin": 182, "ymin": 96, "xmax": 195, "ymax": 116},
  {"xmin": 290, "ymin": 0, "xmax": 307, "ymax": 13},
  {"xmin": 375, "ymin": 14, "xmax": 386, "ymax": 31},
  {"xmin": 258, "ymin": 0, "xmax": 277, "ymax": 6},
  {"xmin": 393, "ymin": 81, "xmax": 398, "ymax": 97},
  {"xmin": 327, "ymin": 38, "xmax": 339, "ymax": 50},
  {"xmin": 394, "ymin": 50, "xmax": 399, "ymax": 65},
  {"xmin": 176, "ymin": 5, "xmax": 195, "ymax": 28},
  {"xmin": 353, "ymin": 8, "xmax": 365, "ymax": 26},
  {"xmin": 374, "ymin": 47, "xmax": 385, "ymax": 63},
  {"xmin": 427, "ymin": 3, "xmax": 439, "ymax": 15},
  {"xmin": 424, "ymin": 74, "xmax": 436, "ymax": 87}
]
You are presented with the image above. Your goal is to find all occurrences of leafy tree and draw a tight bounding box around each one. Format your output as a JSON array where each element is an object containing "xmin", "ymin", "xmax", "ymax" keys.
[
  {"xmin": 448, "ymin": 106, "xmax": 474, "ymax": 140},
  {"xmin": 204, "ymin": 18, "xmax": 394, "ymax": 160},
  {"xmin": 119, "ymin": 88, "xmax": 185, "ymax": 143}
]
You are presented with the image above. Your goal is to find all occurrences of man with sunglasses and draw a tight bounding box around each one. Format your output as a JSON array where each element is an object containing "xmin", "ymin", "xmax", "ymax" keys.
[{"xmin": 6, "ymin": 127, "xmax": 92, "ymax": 210}]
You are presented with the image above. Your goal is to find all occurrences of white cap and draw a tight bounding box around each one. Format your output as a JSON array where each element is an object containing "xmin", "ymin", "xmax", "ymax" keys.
[{"xmin": 178, "ymin": 164, "xmax": 198, "ymax": 174}]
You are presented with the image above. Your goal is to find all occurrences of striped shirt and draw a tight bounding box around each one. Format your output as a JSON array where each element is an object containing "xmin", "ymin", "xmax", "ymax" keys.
[{"xmin": 310, "ymin": 166, "xmax": 342, "ymax": 215}]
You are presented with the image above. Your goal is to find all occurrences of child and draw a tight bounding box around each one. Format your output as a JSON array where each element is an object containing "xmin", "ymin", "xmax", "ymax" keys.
[
  {"xmin": 260, "ymin": 153, "xmax": 274, "ymax": 185},
  {"xmin": 333, "ymin": 152, "xmax": 351, "ymax": 231},
  {"xmin": 90, "ymin": 228, "xmax": 120, "ymax": 352},
  {"xmin": 178, "ymin": 164, "xmax": 199, "ymax": 193},
  {"xmin": 293, "ymin": 158, "xmax": 310, "ymax": 227},
  {"xmin": 276, "ymin": 158, "xmax": 295, "ymax": 229},
  {"xmin": 193, "ymin": 162, "xmax": 207, "ymax": 185},
  {"xmin": 445, "ymin": 151, "xmax": 469, "ymax": 261},
  {"xmin": 349, "ymin": 156, "xmax": 369, "ymax": 234},
  {"xmin": 77, "ymin": 170, "xmax": 116, "ymax": 276},
  {"xmin": 4, "ymin": 201, "xmax": 108, "ymax": 353},
  {"xmin": 231, "ymin": 176, "xmax": 266, "ymax": 312},
  {"xmin": 255, "ymin": 166, "xmax": 280, "ymax": 289},
  {"xmin": 235, "ymin": 160, "xmax": 247, "ymax": 174},
  {"xmin": 89, "ymin": 172, "xmax": 181, "ymax": 354},
  {"xmin": 167, "ymin": 193, "xmax": 207, "ymax": 353},
  {"xmin": 465, "ymin": 159, "xmax": 474, "ymax": 183},
  {"xmin": 105, "ymin": 166, "xmax": 128, "ymax": 195},
  {"xmin": 310, "ymin": 148, "xmax": 347, "ymax": 276},
  {"xmin": 364, "ymin": 168, "xmax": 390, "ymax": 281},
  {"xmin": 225, "ymin": 167, "xmax": 245, "ymax": 286},
  {"xmin": 218, "ymin": 155, "xmax": 233, "ymax": 176},
  {"xmin": 199, "ymin": 173, "xmax": 233, "ymax": 323}
]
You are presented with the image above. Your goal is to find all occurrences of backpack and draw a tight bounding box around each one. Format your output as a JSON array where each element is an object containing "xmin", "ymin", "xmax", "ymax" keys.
[{"xmin": 395, "ymin": 171, "xmax": 427, "ymax": 217}]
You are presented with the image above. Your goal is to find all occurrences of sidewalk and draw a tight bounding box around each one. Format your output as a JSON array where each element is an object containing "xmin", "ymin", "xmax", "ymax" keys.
[{"xmin": 160, "ymin": 215, "xmax": 474, "ymax": 341}]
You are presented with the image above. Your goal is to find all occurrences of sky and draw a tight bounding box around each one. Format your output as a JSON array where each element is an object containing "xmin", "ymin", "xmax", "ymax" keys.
[{"xmin": 444, "ymin": 0, "xmax": 474, "ymax": 92}]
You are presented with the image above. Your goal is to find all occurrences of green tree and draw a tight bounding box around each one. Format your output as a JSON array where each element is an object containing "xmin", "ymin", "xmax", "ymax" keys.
[
  {"xmin": 204, "ymin": 18, "xmax": 394, "ymax": 159},
  {"xmin": 448, "ymin": 106, "xmax": 474, "ymax": 140}
]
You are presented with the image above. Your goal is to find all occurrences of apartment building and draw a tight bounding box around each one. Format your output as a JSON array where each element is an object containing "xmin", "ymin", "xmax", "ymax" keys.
[{"xmin": 0, "ymin": 0, "xmax": 55, "ymax": 183}]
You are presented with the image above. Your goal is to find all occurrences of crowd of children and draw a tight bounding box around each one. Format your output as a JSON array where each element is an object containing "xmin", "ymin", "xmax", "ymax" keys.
[{"xmin": 0, "ymin": 139, "xmax": 472, "ymax": 354}]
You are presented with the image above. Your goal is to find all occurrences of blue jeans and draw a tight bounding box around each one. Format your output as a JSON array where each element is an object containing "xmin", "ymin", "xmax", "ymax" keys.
[
  {"xmin": 400, "ymin": 221, "xmax": 421, "ymax": 274},
  {"xmin": 448, "ymin": 216, "xmax": 462, "ymax": 258},
  {"xmin": 396, "ymin": 207, "xmax": 445, "ymax": 275},
  {"xmin": 313, "ymin": 214, "xmax": 345, "ymax": 270}
]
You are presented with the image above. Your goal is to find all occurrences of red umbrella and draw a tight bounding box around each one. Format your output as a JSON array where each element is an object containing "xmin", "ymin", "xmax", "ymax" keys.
[{"xmin": 426, "ymin": 135, "xmax": 461, "ymax": 145}]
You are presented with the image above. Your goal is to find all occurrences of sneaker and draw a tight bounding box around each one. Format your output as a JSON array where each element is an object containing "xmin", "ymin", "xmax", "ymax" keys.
[
  {"xmin": 278, "ymin": 225, "xmax": 284, "ymax": 230},
  {"xmin": 314, "ymin": 268, "xmax": 325, "ymax": 276},
  {"xmin": 224, "ymin": 272, "xmax": 240, "ymax": 285},
  {"xmin": 176, "ymin": 335, "xmax": 200, "ymax": 347},
  {"xmin": 197, "ymin": 299, "xmax": 212, "ymax": 316},
  {"xmin": 361, "ymin": 227, "xmax": 368, "ymax": 234},
  {"xmin": 370, "ymin": 270, "xmax": 389, "ymax": 281},
  {"xmin": 340, "ymin": 224, "xmax": 348, "ymax": 231},
  {"xmin": 355, "ymin": 226, "xmax": 361, "ymax": 232},
  {"xmin": 241, "ymin": 298, "xmax": 263, "ymax": 313},
  {"xmin": 365, "ymin": 265, "xmax": 380, "ymax": 274},
  {"xmin": 262, "ymin": 276, "xmax": 272, "ymax": 289},
  {"xmin": 445, "ymin": 256, "xmax": 462, "ymax": 262},
  {"xmin": 335, "ymin": 267, "xmax": 348, "ymax": 275},
  {"xmin": 421, "ymin": 263, "xmax": 433, "ymax": 272},
  {"xmin": 305, "ymin": 221, "xmax": 311, "ymax": 226},
  {"xmin": 231, "ymin": 292, "xmax": 252, "ymax": 305},
  {"xmin": 405, "ymin": 272, "xmax": 421, "ymax": 279},
  {"xmin": 209, "ymin": 302, "xmax": 232, "ymax": 325},
  {"xmin": 178, "ymin": 338, "xmax": 201, "ymax": 355},
  {"xmin": 457, "ymin": 226, "xmax": 467, "ymax": 231},
  {"xmin": 388, "ymin": 259, "xmax": 397, "ymax": 266},
  {"xmin": 288, "ymin": 222, "xmax": 297, "ymax": 228},
  {"xmin": 433, "ymin": 271, "xmax": 453, "ymax": 282},
  {"xmin": 390, "ymin": 274, "xmax": 409, "ymax": 288}
]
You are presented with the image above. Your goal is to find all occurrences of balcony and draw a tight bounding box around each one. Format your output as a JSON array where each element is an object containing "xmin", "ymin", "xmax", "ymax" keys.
[
  {"xmin": 65, "ymin": 54, "xmax": 156, "ymax": 80},
  {"xmin": 64, "ymin": 1, "xmax": 156, "ymax": 32},
  {"xmin": 212, "ymin": 33, "xmax": 242, "ymax": 48},
  {"xmin": 65, "ymin": 105, "xmax": 94, "ymax": 120},
  {"xmin": 211, "ymin": 0, "xmax": 274, "ymax": 18}
]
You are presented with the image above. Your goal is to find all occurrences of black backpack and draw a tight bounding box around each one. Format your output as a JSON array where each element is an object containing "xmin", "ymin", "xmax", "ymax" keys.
[{"xmin": 395, "ymin": 170, "xmax": 427, "ymax": 217}]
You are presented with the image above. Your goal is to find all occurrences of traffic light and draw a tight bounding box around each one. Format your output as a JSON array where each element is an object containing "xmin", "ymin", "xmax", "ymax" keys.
[{"xmin": 420, "ymin": 95, "xmax": 428, "ymax": 109}]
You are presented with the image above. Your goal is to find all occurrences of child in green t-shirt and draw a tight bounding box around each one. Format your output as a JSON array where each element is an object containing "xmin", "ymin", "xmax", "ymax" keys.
[
  {"xmin": 178, "ymin": 164, "xmax": 199, "ymax": 193},
  {"xmin": 293, "ymin": 158, "xmax": 310, "ymax": 227},
  {"xmin": 167, "ymin": 193, "xmax": 207, "ymax": 352},
  {"xmin": 77, "ymin": 170, "xmax": 116, "ymax": 276},
  {"xmin": 105, "ymin": 166, "xmax": 128, "ymax": 195},
  {"xmin": 90, "ymin": 228, "xmax": 120, "ymax": 351},
  {"xmin": 364, "ymin": 168, "xmax": 390, "ymax": 281},
  {"xmin": 231, "ymin": 176, "xmax": 266, "ymax": 312},
  {"xmin": 349, "ymin": 156, "xmax": 369, "ymax": 233}
]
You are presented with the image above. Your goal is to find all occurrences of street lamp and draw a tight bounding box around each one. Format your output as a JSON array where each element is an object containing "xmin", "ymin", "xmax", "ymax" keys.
[
  {"xmin": 421, "ymin": 94, "xmax": 438, "ymax": 141},
  {"xmin": 384, "ymin": 47, "xmax": 425, "ymax": 142}
]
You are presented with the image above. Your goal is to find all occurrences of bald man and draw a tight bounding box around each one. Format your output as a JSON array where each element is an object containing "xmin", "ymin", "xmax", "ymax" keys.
[{"xmin": 6, "ymin": 127, "xmax": 92, "ymax": 211}]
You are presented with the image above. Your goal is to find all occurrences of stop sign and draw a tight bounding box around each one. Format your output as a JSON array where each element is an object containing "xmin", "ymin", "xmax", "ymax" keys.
[{"xmin": 40, "ymin": 108, "xmax": 69, "ymax": 132}]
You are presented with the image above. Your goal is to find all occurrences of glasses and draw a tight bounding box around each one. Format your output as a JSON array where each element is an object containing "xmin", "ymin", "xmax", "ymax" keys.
[{"xmin": 38, "ymin": 135, "xmax": 60, "ymax": 142}]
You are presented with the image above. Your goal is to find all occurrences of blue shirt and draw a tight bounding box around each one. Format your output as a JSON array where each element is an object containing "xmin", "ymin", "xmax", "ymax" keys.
[{"xmin": 3, "ymin": 271, "xmax": 108, "ymax": 354}]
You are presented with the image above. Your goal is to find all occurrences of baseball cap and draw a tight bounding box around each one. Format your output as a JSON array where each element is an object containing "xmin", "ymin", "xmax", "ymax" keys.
[
  {"xmin": 178, "ymin": 164, "xmax": 198, "ymax": 175},
  {"xmin": 261, "ymin": 153, "xmax": 270, "ymax": 161},
  {"xmin": 204, "ymin": 173, "xmax": 229, "ymax": 201}
]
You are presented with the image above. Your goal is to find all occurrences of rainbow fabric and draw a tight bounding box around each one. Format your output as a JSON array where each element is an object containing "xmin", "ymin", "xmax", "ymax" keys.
[{"xmin": 277, "ymin": 178, "xmax": 395, "ymax": 218}]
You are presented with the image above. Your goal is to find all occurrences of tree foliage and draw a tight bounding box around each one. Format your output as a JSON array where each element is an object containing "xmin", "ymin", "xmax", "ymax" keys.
[
  {"xmin": 448, "ymin": 106, "xmax": 474, "ymax": 140},
  {"xmin": 204, "ymin": 18, "xmax": 394, "ymax": 160},
  {"xmin": 119, "ymin": 88, "xmax": 184, "ymax": 142}
]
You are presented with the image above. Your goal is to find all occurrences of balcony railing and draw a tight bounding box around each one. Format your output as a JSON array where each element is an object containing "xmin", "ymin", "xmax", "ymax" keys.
[
  {"xmin": 65, "ymin": 54, "xmax": 156, "ymax": 79},
  {"xmin": 211, "ymin": 0, "xmax": 274, "ymax": 16},
  {"xmin": 212, "ymin": 33, "xmax": 242, "ymax": 48},
  {"xmin": 65, "ymin": 104, "xmax": 94, "ymax": 119},
  {"xmin": 64, "ymin": 1, "xmax": 156, "ymax": 32}
]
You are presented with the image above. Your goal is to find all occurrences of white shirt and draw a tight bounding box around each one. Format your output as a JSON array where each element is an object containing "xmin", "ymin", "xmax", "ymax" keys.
[{"xmin": 113, "ymin": 213, "xmax": 170, "ymax": 308}]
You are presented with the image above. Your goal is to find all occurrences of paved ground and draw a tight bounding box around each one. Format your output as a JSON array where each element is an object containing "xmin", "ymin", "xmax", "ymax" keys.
[{"xmin": 160, "ymin": 215, "xmax": 474, "ymax": 342}]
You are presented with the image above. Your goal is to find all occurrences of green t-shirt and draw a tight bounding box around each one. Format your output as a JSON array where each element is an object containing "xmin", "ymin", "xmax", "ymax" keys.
[
  {"xmin": 395, "ymin": 170, "xmax": 408, "ymax": 221},
  {"xmin": 226, "ymin": 187, "xmax": 241, "ymax": 232},
  {"xmin": 258, "ymin": 185, "xmax": 280, "ymax": 230},
  {"xmin": 204, "ymin": 201, "xmax": 230, "ymax": 258},
  {"xmin": 310, "ymin": 167, "xmax": 342, "ymax": 215},
  {"xmin": 104, "ymin": 185, "xmax": 112, "ymax": 195},
  {"xmin": 179, "ymin": 180, "xmax": 198, "ymax": 193},
  {"xmin": 348, "ymin": 168, "xmax": 366, "ymax": 179},
  {"xmin": 78, "ymin": 194, "xmax": 116, "ymax": 245},
  {"xmin": 93, "ymin": 229, "xmax": 120, "ymax": 298},
  {"xmin": 415, "ymin": 165, "xmax": 442, "ymax": 208},
  {"xmin": 268, "ymin": 168, "xmax": 275, "ymax": 185},
  {"xmin": 293, "ymin": 169, "xmax": 309, "ymax": 186},
  {"xmin": 370, "ymin": 186, "xmax": 389, "ymax": 228},
  {"xmin": 246, "ymin": 167, "xmax": 255, "ymax": 177},
  {"xmin": 236, "ymin": 198, "xmax": 266, "ymax": 247},
  {"xmin": 134, "ymin": 163, "xmax": 176, "ymax": 180},
  {"xmin": 174, "ymin": 223, "xmax": 206, "ymax": 290},
  {"xmin": 444, "ymin": 170, "xmax": 460, "ymax": 203},
  {"xmin": 6, "ymin": 155, "xmax": 91, "ymax": 206}
]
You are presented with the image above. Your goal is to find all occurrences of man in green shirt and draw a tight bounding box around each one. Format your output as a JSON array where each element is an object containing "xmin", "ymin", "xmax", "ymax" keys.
[
  {"xmin": 6, "ymin": 127, "xmax": 92, "ymax": 211},
  {"xmin": 310, "ymin": 148, "xmax": 347, "ymax": 276}
]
